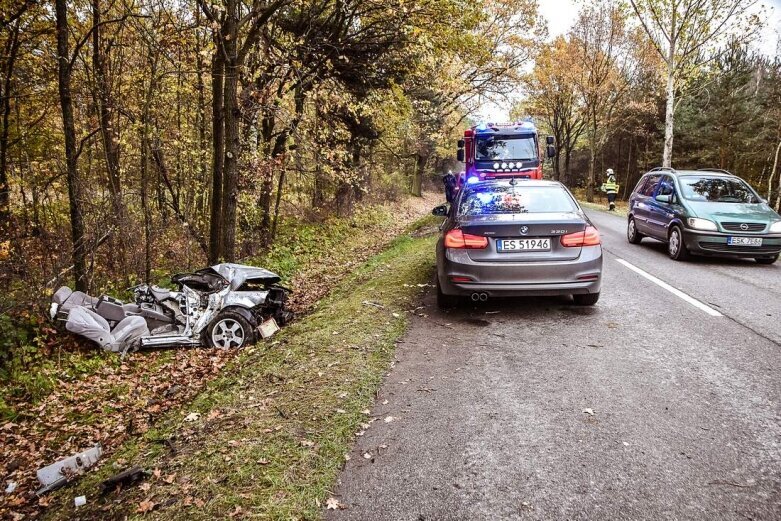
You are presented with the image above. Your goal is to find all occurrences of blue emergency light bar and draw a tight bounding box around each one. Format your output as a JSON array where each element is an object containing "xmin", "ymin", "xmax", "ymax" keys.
[{"xmin": 474, "ymin": 121, "xmax": 537, "ymax": 135}]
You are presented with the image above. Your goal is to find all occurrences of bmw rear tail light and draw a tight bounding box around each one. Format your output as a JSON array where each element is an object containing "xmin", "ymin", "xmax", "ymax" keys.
[
  {"xmin": 560, "ymin": 226, "xmax": 600, "ymax": 247},
  {"xmin": 444, "ymin": 229, "xmax": 488, "ymax": 249}
]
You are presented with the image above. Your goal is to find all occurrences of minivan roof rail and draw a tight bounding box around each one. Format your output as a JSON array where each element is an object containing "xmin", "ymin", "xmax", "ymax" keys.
[
  {"xmin": 697, "ymin": 168, "xmax": 733, "ymax": 175},
  {"xmin": 649, "ymin": 166, "xmax": 676, "ymax": 173}
]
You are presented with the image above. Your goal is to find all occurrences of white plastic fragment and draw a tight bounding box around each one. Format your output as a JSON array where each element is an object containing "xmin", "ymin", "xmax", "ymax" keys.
[
  {"xmin": 259, "ymin": 317, "xmax": 280, "ymax": 339},
  {"xmin": 5, "ymin": 482, "xmax": 17, "ymax": 494},
  {"xmin": 74, "ymin": 495, "xmax": 87, "ymax": 507}
]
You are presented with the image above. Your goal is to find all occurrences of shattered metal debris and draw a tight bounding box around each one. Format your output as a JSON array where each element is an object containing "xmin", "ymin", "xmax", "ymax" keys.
[
  {"xmin": 36, "ymin": 444, "xmax": 102, "ymax": 495},
  {"xmin": 100, "ymin": 467, "xmax": 147, "ymax": 494}
]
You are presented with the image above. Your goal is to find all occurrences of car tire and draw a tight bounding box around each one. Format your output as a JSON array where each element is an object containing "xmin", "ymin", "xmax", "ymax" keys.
[
  {"xmin": 436, "ymin": 277, "xmax": 459, "ymax": 309},
  {"xmin": 756, "ymin": 255, "xmax": 778, "ymax": 265},
  {"xmin": 627, "ymin": 216, "xmax": 644, "ymax": 244},
  {"xmin": 206, "ymin": 311, "xmax": 256, "ymax": 349},
  {"xmin": 667, "ymin": 225, "xmax": 691, "ymax": 261},
  {"xmin": 573, "ymin": 293, "xmax": 600, "ymax": 306}
]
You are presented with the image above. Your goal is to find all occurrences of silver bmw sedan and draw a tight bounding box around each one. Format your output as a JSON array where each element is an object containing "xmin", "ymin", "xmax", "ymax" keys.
[{"xmin": 432, "ymin": 179, "xmax": 603, "ymax": 308}]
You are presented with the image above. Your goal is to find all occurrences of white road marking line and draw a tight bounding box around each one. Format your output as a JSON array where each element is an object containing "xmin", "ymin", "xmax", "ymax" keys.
[{"xmin": 615, "ymin": 258, "xmax": 723, "ymax": 317}]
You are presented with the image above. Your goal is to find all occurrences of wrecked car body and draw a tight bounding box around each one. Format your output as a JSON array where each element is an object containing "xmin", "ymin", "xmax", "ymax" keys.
[{"xmin": 51, "ymin": 263, "xmax": 293, "ymax": 353}]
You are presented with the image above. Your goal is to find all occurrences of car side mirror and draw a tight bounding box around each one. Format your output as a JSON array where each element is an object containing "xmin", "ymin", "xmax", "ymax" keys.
[
  {"xmin": 655, "ymin": 194, "xmax": 671, "ymax": 203},
  {"xmin": 456, "ymin": 149, "xmax": 464, "ymax": 162},
  {"xmin": 546, "ymin": 145, "xmax": 556, "ymax": 158},
  {"xmin": 546, "ymin": 135, "xmax": 555, "ymax": 145},
  {"xmin": 432, "ymin": 204, "xmax": 448, "ymax": 216}
]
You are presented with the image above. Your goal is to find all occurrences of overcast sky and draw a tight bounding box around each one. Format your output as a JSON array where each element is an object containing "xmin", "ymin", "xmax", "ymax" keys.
[{"xmin": 478, "ymin": 0, "xmax": 781, "ymax": 121}]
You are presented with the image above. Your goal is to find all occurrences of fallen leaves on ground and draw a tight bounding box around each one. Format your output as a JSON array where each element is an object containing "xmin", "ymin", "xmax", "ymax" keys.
[
  {"xmin": 326, "ymin": 497, "xmax": 346, "ymax": 510},
  {"xmin": 0, "ymin": 193, "xmax": 440, "ymax": 520}
]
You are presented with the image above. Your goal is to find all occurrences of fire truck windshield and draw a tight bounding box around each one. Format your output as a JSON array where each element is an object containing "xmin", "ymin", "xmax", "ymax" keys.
[{"xmin": 475, "ymin": 135, "xmax": 537, "ymax": 162}]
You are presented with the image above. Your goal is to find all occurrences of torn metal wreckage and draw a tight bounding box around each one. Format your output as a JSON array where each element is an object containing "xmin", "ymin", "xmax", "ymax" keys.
[{"xmin": 50, "ymin": 263, "xmax": 293, "ymax": 354}]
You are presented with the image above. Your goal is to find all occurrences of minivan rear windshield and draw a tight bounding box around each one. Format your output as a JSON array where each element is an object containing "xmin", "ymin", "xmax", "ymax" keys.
[
  {"xmin": 459, "ymin": 185, "xmax": 579, "ymax": 215},
  {"xmin": 679, "ymin": 176, "xmax": 760, "ymax": 203}
]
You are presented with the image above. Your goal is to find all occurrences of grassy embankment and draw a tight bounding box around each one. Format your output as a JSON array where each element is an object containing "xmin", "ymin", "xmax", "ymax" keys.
[{"xmin": 43, "ymin": 215, "xmax": 440, "ymax": 520}]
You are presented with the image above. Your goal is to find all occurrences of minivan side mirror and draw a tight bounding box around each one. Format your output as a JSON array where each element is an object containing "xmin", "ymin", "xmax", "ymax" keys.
[
  {"xmin": 456, "ymin": 149, "xmax": 465, "ymax": 162},
  {"xmin": 432, "ymin": 204, "xmax": 448, "ymax": 216},
  {"xmin": 655, "ymin": 194, "xmax": 672, "ymax": 203},
  {"xmin": 546, "ymin": 145, "xmax": 556, "ymax": 158}
]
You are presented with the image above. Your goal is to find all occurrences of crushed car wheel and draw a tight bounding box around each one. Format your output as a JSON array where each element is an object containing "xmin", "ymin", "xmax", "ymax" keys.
[{"xmin": 207, "ymin": 311, "xmax": 255, "ymax": 349}]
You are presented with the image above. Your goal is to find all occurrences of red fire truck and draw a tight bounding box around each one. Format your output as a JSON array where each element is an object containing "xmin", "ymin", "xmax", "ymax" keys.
[{"xmin": 456, "ymin": 121, "xmax": 555, "ymax": 186}]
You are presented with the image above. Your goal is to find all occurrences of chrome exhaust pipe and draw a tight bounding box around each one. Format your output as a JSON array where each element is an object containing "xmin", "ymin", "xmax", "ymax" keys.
[
  {"xmin": 479, "ymin": 292, "xmax": 488, "ymax": 302},
  {"xmin": 470, "ymin": 292, "xmax": 480, "ymax": 302}
]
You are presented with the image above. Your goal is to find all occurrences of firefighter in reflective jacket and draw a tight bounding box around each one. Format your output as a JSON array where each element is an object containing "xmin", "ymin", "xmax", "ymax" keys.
[{"xmin": 600, "ymin": 169, "xmax": 619, "ymax": 211}]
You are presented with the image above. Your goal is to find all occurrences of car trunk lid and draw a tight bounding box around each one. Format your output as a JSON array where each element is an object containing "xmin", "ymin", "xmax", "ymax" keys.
[{"xmin": 459, "ymin": 212, "xmax": 587, "ymax": 262}]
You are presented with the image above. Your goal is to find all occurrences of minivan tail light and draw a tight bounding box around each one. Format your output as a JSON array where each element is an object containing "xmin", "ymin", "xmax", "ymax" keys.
[
  {"xmin": 444, "ymin": 229, "xmax": 488, "ymax": 249},
  {"xmin": 561, "ymin": 226, "xmax": 600, "ymax": 247}
]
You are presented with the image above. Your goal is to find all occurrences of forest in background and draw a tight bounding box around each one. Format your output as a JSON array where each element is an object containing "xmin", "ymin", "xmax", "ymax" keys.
[
  {"xmin": 0, "ymin": 0, "xmax": 780, "ymax": 376},
  {"xmin": 522, "ymin": 0, "xmax": 781, "ymax": 204},
  {"xmin": 0, "ymin": 0, "xmax": 543, "ymax": 360}
]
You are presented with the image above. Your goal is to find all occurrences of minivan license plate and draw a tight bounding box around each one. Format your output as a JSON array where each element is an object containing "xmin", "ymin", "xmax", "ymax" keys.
[
  {"xmin": 497, "ymin": 238, "xmax": 551, "ymax": 252},
  {"xmin": 727, "ymin": 237, "xmax": 762, "ymax": 247}
]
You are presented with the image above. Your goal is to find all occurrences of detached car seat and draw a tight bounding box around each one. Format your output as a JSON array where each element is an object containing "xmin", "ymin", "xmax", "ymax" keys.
[{"xmin": 65, "ymin": 306, "xmax": 149, "ymax": 354}]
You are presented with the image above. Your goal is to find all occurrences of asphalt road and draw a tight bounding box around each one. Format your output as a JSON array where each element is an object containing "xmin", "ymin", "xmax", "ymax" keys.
[{"xmin": 326, "ymin": 209, "xmax": 781, "ymax": 521}]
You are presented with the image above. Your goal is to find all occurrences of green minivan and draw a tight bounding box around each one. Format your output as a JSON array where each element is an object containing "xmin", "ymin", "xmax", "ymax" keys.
[{"xmin": 627, "ymin": 168, "xmax": 781, "ymax": 263}]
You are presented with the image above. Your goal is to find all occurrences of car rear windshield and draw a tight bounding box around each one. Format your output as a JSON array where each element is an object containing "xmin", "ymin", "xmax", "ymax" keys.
[
  {"xmin": 459, "ymin": 185, "xmax": 579, "ymax": 215},
  {"xmin": 679, "ymin": 176, "xmax": 760, "ymax": 203}
]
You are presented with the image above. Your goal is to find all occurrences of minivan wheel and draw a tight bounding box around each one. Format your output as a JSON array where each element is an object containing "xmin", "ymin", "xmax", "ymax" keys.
[
  {"xmin": 756, "ymin": 255, "xmax": 778, "ymax": 265},
  {"xmin": 573, "ymin": 292, "xmax": 600, "ymax": 306},
  {"xmin": 436, "ymin": 277, "xmax": 459, "ymax": 309},
  {"xmin": 667, "ymin": 226, "xmax": 691, "ymax": 261},
  {"xmin": 627, "ymin": 217, "xmax": 644, "ymax": 244}
]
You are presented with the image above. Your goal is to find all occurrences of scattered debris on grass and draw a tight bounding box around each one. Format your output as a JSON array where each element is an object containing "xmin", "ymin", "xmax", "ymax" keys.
[
  {"xmin": 0, "ymin": 194, "xmax": 440, "ymax": 520},
  {"xmin": 36, "ymin": 444, "xmax": 102, "ymax": 495}
]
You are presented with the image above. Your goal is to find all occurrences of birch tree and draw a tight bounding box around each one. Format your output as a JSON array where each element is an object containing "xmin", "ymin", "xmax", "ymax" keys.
[{"xmin": 628, "ymin": 0, "xmax": 760, "ymax": 167}]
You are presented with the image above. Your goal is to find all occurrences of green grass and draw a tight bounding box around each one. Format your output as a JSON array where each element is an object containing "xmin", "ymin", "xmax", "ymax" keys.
[{"xmin": 44, "ymin": 215, "xmax": 440, "ymax": 520}]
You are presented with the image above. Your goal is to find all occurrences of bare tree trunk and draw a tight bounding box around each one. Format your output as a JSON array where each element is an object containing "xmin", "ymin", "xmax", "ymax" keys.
[
  {"xmin": 194, "ymin": 9, "xmax": 209, "ymax": 218},
  {"xmin": 92, "ymin": 0, "xmax": 127, "ymax": 276},
  {"xmin": 767, "ymin": 139, "xmax": 781, "ymax": 202},
  {"xmin": 56, "ymin": 0, "xmax": 88, "ymax": 291},
  {"xmin": 586, "ymin": 120, "xmax": 596, "ymax": 202},
  {"xmin": 0, "ymin": 19, "xmax": 21, "ymax": 233},
  {"xmin": 220, "ymin": 6, "xmax": 240, "ymax": 262},
  {"xmin": 92, "ymin": 0, "xmax": 122, "ymax": 210},
  {"xmin": 662, "ymin": 64, "xmax": 675, "ymax": 168},
  {"xmin": 208, "ymin": 47, "xmax": 224, "ymax": 263},
  {"xmin": 411, "ymin": 153, "xmax": 425, "ymax": 197}
]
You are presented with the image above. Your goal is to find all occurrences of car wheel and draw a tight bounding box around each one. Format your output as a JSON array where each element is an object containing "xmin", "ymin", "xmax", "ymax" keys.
[
  {"xmin": 756, "ymin": 255, "xmax": 778, "ymax": 265},
  {"xmin": 627, "ymin": 217, "xmax": 644, "ymax": 244},
  {"xmin": 436, "ymin": 277, "xmax": 459, "ymax": 309},
  {"xmin": 667, "ymin": 225, "xmax": 691, "ymax": 261},
  {"xmin": 207, "ymin": 311, "xmax": 255, "ymax": 349},
  {"xmin": 573, "ymin": 293, "xmax": 600, "ymax": 306}
]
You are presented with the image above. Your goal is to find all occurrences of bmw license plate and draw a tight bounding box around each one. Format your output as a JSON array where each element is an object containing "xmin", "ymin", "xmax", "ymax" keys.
[
  {"xmin": 497, "ymin": 238, "xmax": 551, "ymax": 252},
  {"xmin": 727, "ymin": 237, "xmax": 762, "ymax": 247}
]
